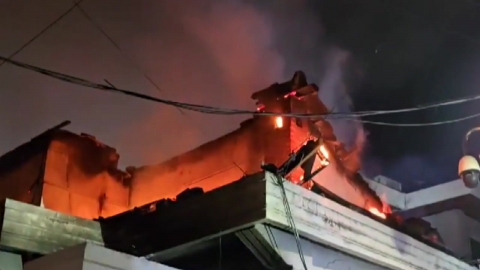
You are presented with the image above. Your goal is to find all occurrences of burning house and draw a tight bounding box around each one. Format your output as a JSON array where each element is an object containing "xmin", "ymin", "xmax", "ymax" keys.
[
  {"xmin": 0, "ymin": 72, "xmax": 477, "ymax": 269},
  {"xmin": 127, "ymin": 71, "xmax": 385, "ymax": 216}
]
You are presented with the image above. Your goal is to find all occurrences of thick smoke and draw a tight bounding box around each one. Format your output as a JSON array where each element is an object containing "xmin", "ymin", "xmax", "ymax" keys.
[
  {"xmin": 0, "ymin": 0, "xmax": 364, "ymax": 168},
  {"xmin": 133, "ymin": 0, "xmax": 364, "ymax": 165},
  {"xmin": 316, "ymin": 47, "xmax": 366, "ymax": 152}
]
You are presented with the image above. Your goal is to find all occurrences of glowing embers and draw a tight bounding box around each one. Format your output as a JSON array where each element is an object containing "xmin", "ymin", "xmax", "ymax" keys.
[
  {"xmin": 283, "ymin": 91, "xmax": 297, "ymax": 99},
  {"xmin": 274, "ymin": 116, "xmax": 283, "ymax": 128},
  {"xmin": 256, "ymin": 104, "xmax": 265, "ymax": 111}
]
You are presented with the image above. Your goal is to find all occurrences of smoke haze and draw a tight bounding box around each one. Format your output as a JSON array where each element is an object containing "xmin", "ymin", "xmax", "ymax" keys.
[{"xmin": 0, "ymin": 0, "xmax": 365, "ymax": 169}]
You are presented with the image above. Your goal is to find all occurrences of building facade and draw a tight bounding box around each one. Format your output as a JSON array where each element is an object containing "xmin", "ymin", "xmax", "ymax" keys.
[{"xmin": 366, "ymin": 175, "xmax": 480, "ymax": 263}]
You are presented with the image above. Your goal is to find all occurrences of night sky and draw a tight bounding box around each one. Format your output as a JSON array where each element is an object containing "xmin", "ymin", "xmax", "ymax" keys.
[
  {"xmin": 1, "ymin": 0, "xmax": 479, "ymax": 192},
  {"xmin": 315, "ymin": 0, "xmax": 480, "ymax": 191}
]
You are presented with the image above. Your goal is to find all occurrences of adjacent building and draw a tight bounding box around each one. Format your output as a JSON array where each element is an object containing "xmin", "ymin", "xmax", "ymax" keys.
[{"xmin": 367, "ymin": 174, "xmax": 480, "ymax": 263}]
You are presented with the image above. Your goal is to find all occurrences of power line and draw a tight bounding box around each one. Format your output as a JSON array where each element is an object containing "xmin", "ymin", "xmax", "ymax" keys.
[
  {"xmin": 336, "ymin": 93, "xmax": 480, "ymax": 118},
  {"xmin": 0, "ymin": 0, "xmax": 83, "ymax": 67},
  {"xmin": 75, "ymin": 2, "xmax": 210, "ymax": 137},
  {"xmin": 75, "ymin": 4, "xmax": 164, "ymax": 95},
  {"xmin": 1, "ymin": 55, "xmax": 480, "ymax": 127},
  {"xmin": 345, "ymin": 112, "xmax": 480, "ymax": 127},
  {"xmin": 274, "ymin": 174, "xmax": 308, "ymax": 270}
]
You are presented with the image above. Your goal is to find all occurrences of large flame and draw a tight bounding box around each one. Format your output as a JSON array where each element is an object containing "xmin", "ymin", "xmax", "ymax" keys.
[
  {"xmin": 275, "ymin": 116, "xmax": 283, "ymax": 128},
  {"xmin": 319, "ymin": 145, "xmax": 330, "ymax": 166},
  {"xmin": 319, "ymin": 145, "xmax": 329, "ymax": 159},
  {"xmin": 368, "ymin": 195, "xmax": 391, "ymax": 219},
  {"xmin": 381, "ymin": 195, "xmax": 392, "ymax": 215},
  {"xmin": 368, "ymin": 207, "xmax": 386, "ymax": 219}
]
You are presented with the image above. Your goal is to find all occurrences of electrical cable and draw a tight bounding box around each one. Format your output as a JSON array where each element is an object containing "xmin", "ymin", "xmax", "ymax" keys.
[
  {"xmin": 0, "ymin": 0, "xmax": 83, "ymax": 67},
  {"xmin": 343, "ymin": 112, "xmax": 480, "ymax": 127},
  {"xmin": 337, "ymin": 95, "xmax": 480, "ymax": 118},
  {"xmin": 274, "ymin": 174, "xmax": 308, "ymax": 270},
  {"xmin": 75, "ymin": 4, "xmax": 165, "ymax": 96},
  {"xmin": 74, "ymin": 3, "xmax": 213, "ymax": 138},
  {"xmin": 2, "ymin": 55, "xmax": 480, "ymax": 127}
]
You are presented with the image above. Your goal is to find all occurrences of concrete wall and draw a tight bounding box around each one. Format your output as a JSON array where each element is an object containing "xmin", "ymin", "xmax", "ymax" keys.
[
  {"xmin": 0, "ymin": 130, "xmax": 131, "ymax": 220},
  {"xmin": 0, "ymin": 140, "xmax": 45, "ymax": 205},
  {"xmin": 24, "ymin": 243, "xmax": 177, "ymax": 270},
  {"xmin": 0, "ymin": 251, "xmax": 22, "ymax": 270},
  {"xmin": 366, "ymin": 177, "xmax": 480, "ymax": 260},
  {"xmin": 365, "ymin": 177, "xmax": 480, "ymax": 211},
  {"xmin": 268, "ymin": 227, "xmax": 387, "ymax": 270},
  {"xmin": 42, "ymin": 131, "xmax": 130, "ymax": 219},
  {"xmin": 129, "ymin": 119, "xmax": 268, "ymax": 206},
  {"xmin": 366, "ymin": 177, "xmax": 406, "ymax": 210},
  {"xmin": 424, "ymin": 209, "xmax": 480, "ymax": 260}
]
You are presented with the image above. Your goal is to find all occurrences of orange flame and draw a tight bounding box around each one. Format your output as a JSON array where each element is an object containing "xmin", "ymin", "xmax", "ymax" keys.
[
  {"xmin": 275, "ymin": 116, "xmax": 283, "ymax": 128},
  {"xmin": 380, "ymin": 194, "xmax": 392, "ymax": 214},
  {"xmin": 368, "ymin": 207, "xmax": 386, "ymax": 219},
  {"xmin": 382, "ymin": 201, "xmax": 392, "ymax": 215},
  {"xmin": 318, "ymin": 145, "xmax": 330, "ymax": 166},
  {"xmin": 319, "ymin": 145, "xmax": 329, "ymax": 159},
  {"xmin": 368, "ymin": 194, "xmax": 390, "ymax": 219}
]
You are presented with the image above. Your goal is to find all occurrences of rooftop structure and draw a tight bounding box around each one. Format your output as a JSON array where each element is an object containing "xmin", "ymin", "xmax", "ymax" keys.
[
  {"xmin": 1, "ymin": 171, "xmax": 476, "ymax": 269},
  {"xmin": 0, "ymin": 71, "xmax": 477, "ymax": 269}
]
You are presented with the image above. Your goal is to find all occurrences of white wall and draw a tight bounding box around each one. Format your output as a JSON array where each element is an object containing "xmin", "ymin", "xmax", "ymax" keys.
[
  {"xmin": 24, "ymin": 243, "xmax": 178, "ymax": 270},
  {"xmin": 366, "ymin": 178, "xmax": 406, "ymax": 210},
  {"xmin": 425, "ymin": 209, "xmax": 480, "ymax": 260},
  {"xmin": 366, "ymin": 176, "xmax": 480, "ymax": 263},
  {"xmin": 0, "ymin": 251, "xmax": 22, "ymax": 270},
  {"xmin": 365, "ymin": 177, "xmax": 480, "ymax": 211},
  {"xmin": 268, "ymin": 227, "xmax": 388, "ymax": 270}
]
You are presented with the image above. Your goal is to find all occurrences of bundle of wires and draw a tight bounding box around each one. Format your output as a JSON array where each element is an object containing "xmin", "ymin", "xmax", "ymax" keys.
[
  {"xmin": 4, "ymin": 55, "xmax": 480, "ymax": 270},
  {"xmin": 1, "ymin": 55, "xmax": 480, "ymax": 126}
]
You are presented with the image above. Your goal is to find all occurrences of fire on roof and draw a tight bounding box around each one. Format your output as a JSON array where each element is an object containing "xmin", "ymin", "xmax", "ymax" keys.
[{"xmin": 0, "ymin": 71, "xmax": 448, "ymax": 258}]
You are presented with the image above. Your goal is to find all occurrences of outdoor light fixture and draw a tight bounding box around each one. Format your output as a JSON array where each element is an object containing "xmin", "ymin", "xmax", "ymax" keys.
[{"xmin": 459, "ymin": 127, "xmax": 480, "ymax": 188}]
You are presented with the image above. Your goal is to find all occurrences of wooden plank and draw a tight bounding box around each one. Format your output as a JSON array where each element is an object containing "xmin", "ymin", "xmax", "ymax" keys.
[
  {"xmin": 263, "ymin": 172, "xmax": 477, "ymax": 270},
  {"xmin": 0, "ymin": 199, "xmax": 103, "ymax": 254},
  {"xmin": 105, "ymin": 172, "xmax": 268, "ymax": 261}
]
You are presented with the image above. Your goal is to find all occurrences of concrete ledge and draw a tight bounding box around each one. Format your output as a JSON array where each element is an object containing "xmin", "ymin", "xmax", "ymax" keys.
[
  {"xmin": 236, "ymin": 224, "xmax": 291, "ymax": 270},
  {"xmin": 260, "ymin": 225, "xmax": 388, "ymax": 270},
  {"xmin": 0, "ymin": 199, "xmax": 103, "ymax": 254},
  {"xmin": 366, "ymin": 177, "xmax": 480, "ymax": 221},
  {"xmin": 116, "ymin": 171, "xmax": 475, "ymax": 269},
  {"xmin": 263, "ymin": 172, "xmax": 476, "ymax": 270},
  {"xmin": 24, "ymin": 243, "xmax": 177, "ymax": 270}
]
